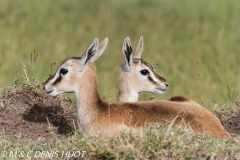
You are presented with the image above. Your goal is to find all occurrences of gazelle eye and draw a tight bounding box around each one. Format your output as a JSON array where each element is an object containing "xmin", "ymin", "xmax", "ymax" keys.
[
  {"xmin": 60, "ymin": 68, "xmax": 68, "ymax": 75},
  {"xmin": 140, "ymin": 69, "xmax": 149, "ymax": 76}
]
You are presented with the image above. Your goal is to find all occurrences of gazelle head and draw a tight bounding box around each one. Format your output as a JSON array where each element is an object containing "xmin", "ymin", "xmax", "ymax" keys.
[
  {"xmin": 43, "ymin": 38, "xmax": 108, "ymax": 97},
  {"xmin": 119, "ymin": 36, "xmax": 168, "ymax": 101}
]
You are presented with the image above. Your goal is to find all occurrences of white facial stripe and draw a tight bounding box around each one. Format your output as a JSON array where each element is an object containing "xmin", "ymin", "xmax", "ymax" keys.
[
  {"xmin": 52, "ymin": 72, "xmax": 61, "ymax": 84},
  {"xmin": 44, "ymin": 61, "xmax": 73, "ymax": 97},
  {"xmin": 135, "ymin": 60, "xmax": 168, "ymax": 93},
  {"xmin": 137, "ymin": 65, "xmax": 159, "ymax": 83},
  {"xmin": 139, "ymin": 59, "xmax": 166, "ymax": 82},
  {"xmin": 148, "ymin": 70, "xmax": 160, "ymax": 82},
  {"xmin": 50, "ymin": 63, "xmax": 72, "ymax": 85},
  {"xmin": 45, "ymin": 63, "xmax": 66, "ymax": 85}
]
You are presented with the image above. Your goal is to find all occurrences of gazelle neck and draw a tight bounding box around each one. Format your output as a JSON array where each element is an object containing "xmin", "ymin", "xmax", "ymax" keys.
[
  {"xmin": 118, "ymin": 72, "xmax": 139, "ymax": 102},
  {"xmin": 74, "ymin": 64, "xmax": 102, "ymax": 129}
]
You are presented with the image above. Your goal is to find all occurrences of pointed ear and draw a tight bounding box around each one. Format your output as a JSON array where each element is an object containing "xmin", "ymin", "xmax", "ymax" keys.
[
  {"xmin": 122, "ymin": 37, "xmax": 133, "ymax": 72},
  {"xmin": 133, "ymin": 36, "xmax": 143, "ymax": 59},
  {"xmin": 90, "ymin": 38, "xmax": 108, "ymax": 63},
  {"xmin": 79, "ymin": 38, "xmax": 99, "ymax": 71}
]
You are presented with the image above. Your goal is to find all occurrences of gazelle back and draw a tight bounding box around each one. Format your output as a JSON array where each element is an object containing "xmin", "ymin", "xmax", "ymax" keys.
[
  {"xmin": 118, "ymin": 37, "xmax": 169, "ymax": 102},
  {"xmin": 43, "ymin": 38, "xmax": 230, "ymax": 139}
]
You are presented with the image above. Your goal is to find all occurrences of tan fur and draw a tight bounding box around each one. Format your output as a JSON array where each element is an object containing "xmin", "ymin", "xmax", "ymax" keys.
[
  {"xmin": 118, "ymin": 59, "xmax": 168, "ymax": 102},
  {"xmin": 45, "ymin": 61, "xmax": 230, "ymax": 139},
  {"xmin": 169, "ymin": 96, "xmax": 204, "ymax": 108},
  {"xmin": 118, "ymin": 36, "xmax": 168, "ymax": 102},
  {"xmin": 43, "ymin": 38, "xmax": 229, "ymax": 139}
]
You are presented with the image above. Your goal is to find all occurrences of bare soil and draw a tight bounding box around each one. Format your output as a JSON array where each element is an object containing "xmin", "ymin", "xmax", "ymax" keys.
[{"xmin": 0, "ymin": 87, "xmax": 77, "ymax": 140}]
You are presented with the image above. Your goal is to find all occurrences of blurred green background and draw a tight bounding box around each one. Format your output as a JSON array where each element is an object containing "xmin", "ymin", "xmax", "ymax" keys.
[{"xmin": 0, "ymin": 0, "xmax": 239, "ymax": 109}]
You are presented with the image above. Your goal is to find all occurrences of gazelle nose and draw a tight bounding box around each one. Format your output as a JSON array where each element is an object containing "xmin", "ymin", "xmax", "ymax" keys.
[
  {"xmin": 43, "ymin": 86, "xmax": 45, "ymax": 90},
  {"xmin": 165, "ymin": 83, "xmax": 169, "ymax": 87}
]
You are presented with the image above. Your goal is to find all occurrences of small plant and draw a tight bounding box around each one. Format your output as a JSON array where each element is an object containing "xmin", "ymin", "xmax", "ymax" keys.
[
  {"xmin": 45, "ymin": 117, "xmax": 54, "ymax": 134},
  {"xmin": 50, "ymin": 62, "xmax": 56, "ymax": 77},
  {"xmin": 18, "ymin": 49, "xmax": 40, "ymax": 88},
  {"xmin": 64, "ymin": 94, "xmax": 76, "ymax": 108},
  {"xmin": 150, "ymin": 94, "xmax": 154, "ymax": 100},
  {"xmin": 221, "ymin": 85, "xmax": 239, "ymax": 103}
]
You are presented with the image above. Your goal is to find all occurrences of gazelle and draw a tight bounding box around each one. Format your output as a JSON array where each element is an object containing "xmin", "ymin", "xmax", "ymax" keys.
[
  {"xmin": 118, "ymin": 36, "xmax": 169, "ymax": 102},
  {"xmin": 43, "ymin": 38, "xmax": 230, "ymax": 139},
  {"xmin": 118, "ymin": 36, "xmax": 200, "ymax": 106}
]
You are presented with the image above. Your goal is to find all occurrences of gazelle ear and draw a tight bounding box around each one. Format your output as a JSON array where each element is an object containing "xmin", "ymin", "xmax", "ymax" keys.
[
  {"xmin": 122, "ymin": 37, "xmax": 133, "ymax": 72},
  {"xmin": 133, "ymin": 36, "xmax": 143, "ymax": 59},
  {"xmin": 91, "ymin": 38, "xmax": 108, "ymax": 63},
  {"xmin": 79, "ymin": 38, "xmax": 99, "ymax": 71}
]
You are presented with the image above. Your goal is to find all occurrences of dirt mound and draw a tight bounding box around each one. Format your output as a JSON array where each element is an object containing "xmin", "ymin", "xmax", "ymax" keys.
[
  {"xmin": 220, "ymin": 101, "xmax": 240, "ymax": 136},
  {"xmin": 0, "ymin": 87, "xmax": 77, "ymax": 140}
]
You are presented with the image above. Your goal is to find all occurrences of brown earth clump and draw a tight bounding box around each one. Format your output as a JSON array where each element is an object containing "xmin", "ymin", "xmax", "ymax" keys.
[
  {"xmin": 220, "ymin": 101, "xmax": 240, "ymax": 136},
  {"xmin": 0, "ymin": 87, "xmax": 77, "ymax": 140}
]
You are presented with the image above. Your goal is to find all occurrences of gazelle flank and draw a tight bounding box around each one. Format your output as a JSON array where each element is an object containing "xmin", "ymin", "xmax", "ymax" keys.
[
  {"xmin": 43, "ymin": 38, "xmax": 230, "ymax": 139},
  {"xmin": 118, "ymin": 36, "xmax": 168, "ymax": 102}
]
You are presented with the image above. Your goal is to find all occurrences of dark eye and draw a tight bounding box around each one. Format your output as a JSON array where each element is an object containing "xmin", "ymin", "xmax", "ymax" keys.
[
  {"xmin": 60, "ymin": 68, "xmax": 68, "ymax": 75},
  {"xmin": 140, "ymin": 69, "xmax": 149, "ymax": 76}
]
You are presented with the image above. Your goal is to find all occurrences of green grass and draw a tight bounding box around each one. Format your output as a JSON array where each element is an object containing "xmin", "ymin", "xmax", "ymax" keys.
[
  {"xmin": 0, "ymin": 80, "xmax": 239, "ymax": 159},
  {"xmin": 1, "ymin": 1, "xmax": 240, "ymax": 158},
  {"xmin": 0, "ymin": 1, "xmax": 240, "ymax": 107},
  {"xmin": 0, "ymin": 124, "xmax": 240, "ymax": 159}
]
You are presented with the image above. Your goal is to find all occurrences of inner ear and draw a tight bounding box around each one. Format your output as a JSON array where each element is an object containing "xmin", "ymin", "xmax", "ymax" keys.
[
  {"xmin": 84, "ymin": 41, "xmax": 98, "ymax": 65},
  {"xmin": 79, "ymin": 38, "xmax": 99, "ymax": 71},
  {"xmin": 125, "ymin": 42, "xmax": 132, "ymax": 65},
  {"xmin": 122, "ymin": 37, "xmax": 133, "ymax": 71},
  {"xmin": 85, "ymin": 48, "xmax": 94, "ymax": 64}
]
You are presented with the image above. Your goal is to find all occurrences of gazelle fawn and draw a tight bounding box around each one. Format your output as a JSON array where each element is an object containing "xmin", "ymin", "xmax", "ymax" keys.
[
  {"xmin": 118, "ymin": 36, "xmax": 169, "ymax": 102},
  {"xmin": 43, "ymin": 38, "xmax": 230, "ymax": 139},
  {"xmin": 118, "ymin": 36, "xmax": 201, "ymax": 107}
]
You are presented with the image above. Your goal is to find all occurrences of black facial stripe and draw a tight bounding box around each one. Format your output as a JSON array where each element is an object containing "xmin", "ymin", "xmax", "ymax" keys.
[
  {"xmin": 148, "ymin": 75, "xmax": 157, "ymax": 84},
  {"xmin": 150, "ymin": 72, "xmax": 166, "ymax": 83},
  {"xmin": 45, "ymin": 73, "xmax": 56, "ymax": 84},
  {"xmin": 157, "ymin": 75, "xmax": 166, "ymax": 82},
  {"xmin": 125, "ymin": 42, "xmax": 132, "ymax": 65},
  {"xmin": 141, "ymin": 60, "xmax": 167, "ymax": 82},
  {"xmin": 53, "ymin": 74, "xmax": 62, "ymax": 85},
  {"xmin": 141, "ymin": 60, "xmax": 154, "ymax": 71},
  {"xmin": 132, "ymin": 58, "xmax": 167, "ymax": 83}
]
